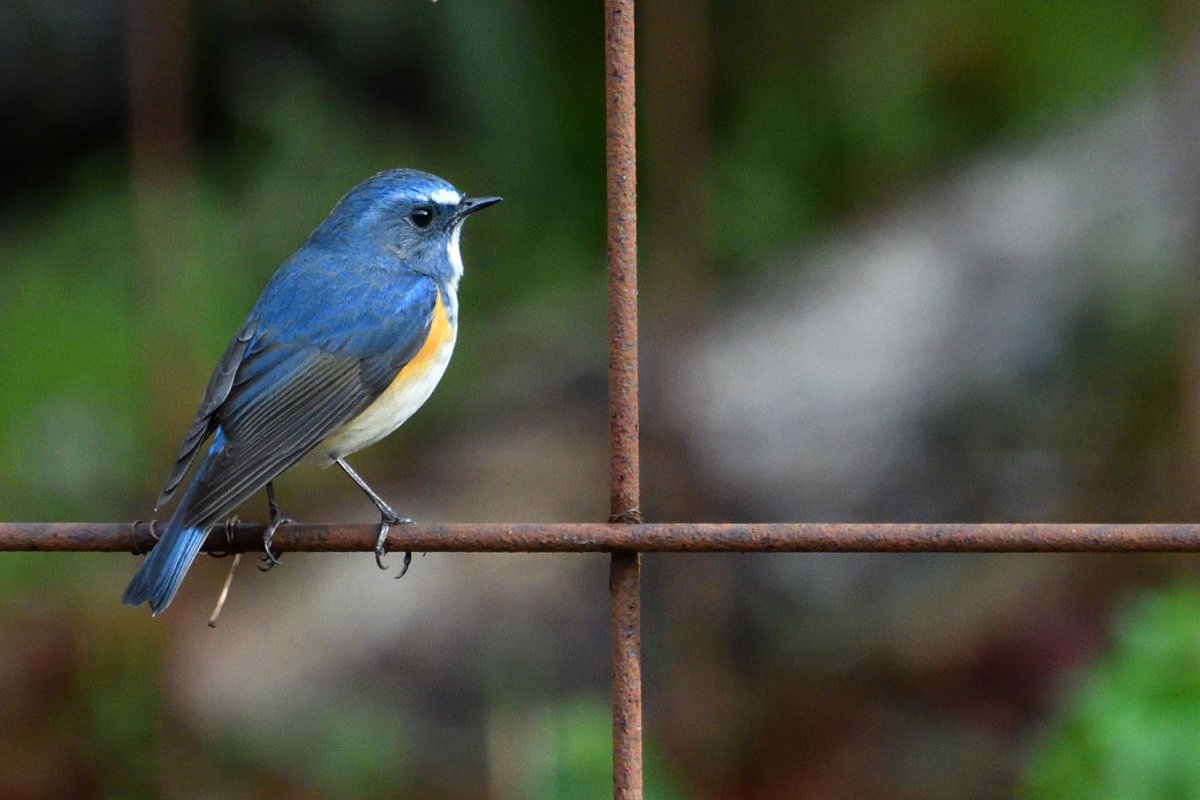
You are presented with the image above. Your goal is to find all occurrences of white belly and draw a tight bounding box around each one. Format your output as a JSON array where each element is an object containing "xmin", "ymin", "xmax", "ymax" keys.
[{"xmin": 315, "ymin": 329, "xmax": 456, "ymax": 462}]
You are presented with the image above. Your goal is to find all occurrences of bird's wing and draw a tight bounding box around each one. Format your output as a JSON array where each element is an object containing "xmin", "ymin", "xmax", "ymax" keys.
[
  {"xmin": 159, "ymin": 271, "xmax": 441, "ymax": 528},
  {"xmin": 156, "ymin": 320, "xmax": 256, "ymax": 508}
]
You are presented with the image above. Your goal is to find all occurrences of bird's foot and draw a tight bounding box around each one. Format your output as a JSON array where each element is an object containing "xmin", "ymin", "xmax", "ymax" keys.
[
  {"xmin": 332, "ymin": 458, "xmax": 413, "ymax": 578},
  {"xmin": 374, "ymin": 509, "xmax": 413, "ymax": 578},
  {"xmin": 259, "ymin": 513, "xmax": 295, "ymax": 572},
  {"xmin": 206, "ymin": 516, "xmax": 239, "ymax": 558},
  {"xmin": 130, "ymin": 519, "xmax": 160, "ymax": 555},
  {"xmin": 259, "ymin": 486, "xmax": 295, "ymax": 573}
]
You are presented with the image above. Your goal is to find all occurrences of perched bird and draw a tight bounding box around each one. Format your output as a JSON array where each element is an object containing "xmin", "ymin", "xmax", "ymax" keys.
[{"xmin": 123, "ymin": 169, "xmax": 500, "ymax": 615}]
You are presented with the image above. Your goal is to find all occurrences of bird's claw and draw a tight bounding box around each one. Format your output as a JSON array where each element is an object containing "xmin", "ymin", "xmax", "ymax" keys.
[
  {"xmin": 258, "ymin": 544, "xmax": 280, "ymax": 572},
  {"xmin": 258, "ymin": 513, "xmax": 295, "ymax": 573},
  {"xmin": 332, "ymin": 458, "xmax": 413, "ymax": 578},
  {"xmin": 131, "ymin": 519, "xmax": 161, "ymax": 555},
  {"xmin": 373, "ymin": 512, "xmax": 412, "ymax": 577},
  {"xmin": 206, "ymin": 516, "xmax": 239, "ymax": 558}
]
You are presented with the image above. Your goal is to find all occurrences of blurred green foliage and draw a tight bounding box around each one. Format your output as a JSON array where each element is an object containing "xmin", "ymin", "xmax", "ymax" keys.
[
  {"xmin": 0, "ymin": 174, "xmax": 138, "ymax": 520},
  {"xmin": 538, "ymin": 697, "xmax": 684, "ymax": 800},
  {"xmin": 707, "ymin": 0, "xmax": 1163, "ymax": 268},
  {"xmin": 1023, "ymin": 583, "xmax": 1200, "ymax": 799}
]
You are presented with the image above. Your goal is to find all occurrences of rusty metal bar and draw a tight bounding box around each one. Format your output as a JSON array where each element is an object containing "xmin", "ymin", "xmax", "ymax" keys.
[
  {"xmin": 4, "ymin": 521, "xmax": 1200, "ymax": 554},
  {"xmin": 607, "ymin": 0, "xmax": 640, "ymax": 525},
  {"xmin": 610, "ymin": 551, "xmax": 643, "ymax": 799},
  {"xmin": 606, "ymin": 0, "xmax": 643, "ymax": 795}
]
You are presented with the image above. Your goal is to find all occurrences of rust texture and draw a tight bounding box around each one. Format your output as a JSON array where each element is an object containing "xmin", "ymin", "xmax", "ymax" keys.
[
  {"xmin": 606, "ymin": 0, "xmax": 640, "ymax": 525},
  {"xmin": 610, "ymin": 551, "xmax": 643, "ymax": 800},
  {"xmin": 5, "ymin": 522, "xmax": 1200, "ymax": 553},
  {"xmin": 606, "ymin": 0, "xmax": 644, "ymax": 796}
]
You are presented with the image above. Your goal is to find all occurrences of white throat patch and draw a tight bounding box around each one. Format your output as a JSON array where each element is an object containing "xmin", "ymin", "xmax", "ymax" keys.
[
  {"xmin": 445, "ymin": 224, "xmax": 464, "ymax": 320},
  {"xmin": 447, "ymin": 224, "xmax": 464, "ymax": 283}
]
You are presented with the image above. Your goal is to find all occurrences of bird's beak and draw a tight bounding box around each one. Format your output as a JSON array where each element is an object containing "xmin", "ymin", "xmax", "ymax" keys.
[{"xmin": 454, "ymin": 195, "xmax": 503, "ymax": 220}]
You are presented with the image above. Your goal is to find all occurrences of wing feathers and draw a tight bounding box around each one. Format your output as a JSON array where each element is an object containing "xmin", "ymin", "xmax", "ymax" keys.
[
  {"xmin": 172, "ymin": 355, "xmax": 369, "ymax": 530},
  {"xmin": 157, "ymin": 321, "xmax": 257, "ymax": 508}
]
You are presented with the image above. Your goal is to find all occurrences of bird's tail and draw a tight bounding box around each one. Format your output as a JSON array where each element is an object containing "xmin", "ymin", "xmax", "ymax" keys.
[
  {"xmin": 123, "ymin": 430, "xmax": 224, "ymax": 615},
  {"xmin": 121, "ymin": 518, "xmax": 210, "ymax": 615}
]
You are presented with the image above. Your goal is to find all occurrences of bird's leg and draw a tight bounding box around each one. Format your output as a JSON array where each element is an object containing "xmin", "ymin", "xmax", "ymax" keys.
[
  {"xmin": 335, "ymin": 458, "xmax": 412, "ymax": 577},
  {"xmin": 258, "ymin": 482, "xmax": 295, "ymax": 573}
]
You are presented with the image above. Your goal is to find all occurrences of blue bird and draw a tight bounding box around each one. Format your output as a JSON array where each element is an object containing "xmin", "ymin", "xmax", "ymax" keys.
[{"xmin": 123, "ymin": 169, "xmax": 500, "ymax": 615}]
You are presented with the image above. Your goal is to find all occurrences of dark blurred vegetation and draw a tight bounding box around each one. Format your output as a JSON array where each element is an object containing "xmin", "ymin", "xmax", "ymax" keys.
[{"xmin": 0, "ymin": 0, "xmax": 1195, "ymax": 798}]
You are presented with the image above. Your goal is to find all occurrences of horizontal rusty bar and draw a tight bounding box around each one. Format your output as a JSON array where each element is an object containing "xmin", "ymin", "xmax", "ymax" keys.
[{"xmin": 3, "ymin": 522, "xmax": 1200, "ymax": 554}]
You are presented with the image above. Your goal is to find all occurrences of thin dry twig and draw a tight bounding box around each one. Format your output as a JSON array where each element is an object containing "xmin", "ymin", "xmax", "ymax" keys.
[{"xmin": 207, "ymin": 553, "xmax": 242, "ymax": 628}]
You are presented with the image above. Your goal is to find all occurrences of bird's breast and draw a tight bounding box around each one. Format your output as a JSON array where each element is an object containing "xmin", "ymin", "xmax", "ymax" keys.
[{"xmin": 317, "ymin": 290, "xmax": 457, "ymax": 461}]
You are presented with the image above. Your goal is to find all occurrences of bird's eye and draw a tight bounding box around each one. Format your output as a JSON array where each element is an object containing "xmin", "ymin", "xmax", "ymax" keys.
[{"xmin": 410, "ymin": 207, "xmax": 434, "ymax": 228}]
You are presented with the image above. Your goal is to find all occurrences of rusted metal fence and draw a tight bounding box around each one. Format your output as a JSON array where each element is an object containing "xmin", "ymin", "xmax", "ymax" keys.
[{"xmin": 3, "ymin": 2, "xmax": 1200, "ymax": 798}]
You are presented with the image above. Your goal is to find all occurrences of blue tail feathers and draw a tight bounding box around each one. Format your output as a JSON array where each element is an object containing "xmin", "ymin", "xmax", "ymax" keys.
[
  {"xmin": 124, "ymin": 427, "xmax": 225, "ymax": 615},
  {"xmin": 121, "ymin": 520, "xmax": 211, "ymax": 614}
]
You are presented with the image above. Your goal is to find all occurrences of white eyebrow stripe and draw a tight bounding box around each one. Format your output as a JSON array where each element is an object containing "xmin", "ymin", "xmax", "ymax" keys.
[{"xmin": 429, "ymin": 188, "xmax": 462, "ymax": 205}]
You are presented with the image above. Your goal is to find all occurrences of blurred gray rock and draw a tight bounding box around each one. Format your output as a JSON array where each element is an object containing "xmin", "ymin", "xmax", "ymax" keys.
[{"xmin": 671, "ymin": 89, "xmax": 1182, "ymax": 521}]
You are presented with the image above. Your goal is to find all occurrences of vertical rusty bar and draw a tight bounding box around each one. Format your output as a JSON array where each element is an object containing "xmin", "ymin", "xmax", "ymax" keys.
[
  {"xmin": 607, "ymin": 0, "xmax": 640, "ymax": 525},
  {"xmin": 606, "ymin": 0, "xmax": 643, "ymax": 798},
  {"xmin": 610, "ymin": 551, "xmax": 643, "ymax": 800}
]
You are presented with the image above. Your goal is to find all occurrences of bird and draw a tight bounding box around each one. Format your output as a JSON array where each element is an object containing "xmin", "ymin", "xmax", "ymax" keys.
[{"xmin": 122, "ymin": 169, "xmax": 501, "ymax": 615}]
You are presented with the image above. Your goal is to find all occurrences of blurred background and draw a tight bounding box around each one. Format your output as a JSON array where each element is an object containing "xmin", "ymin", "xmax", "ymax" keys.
[{"xmin": 2, "ymin": 0, "xmax": 1200, "ymax": 797}]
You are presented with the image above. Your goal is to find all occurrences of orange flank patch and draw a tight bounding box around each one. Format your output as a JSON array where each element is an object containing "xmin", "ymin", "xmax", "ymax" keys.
[
  {"xmin": 314, "ymin": 287, "xmax": 457, "ymax": 461},
  {"xmin": 391, "ymin": 290, "xmax": 453, "ymax": 386}
]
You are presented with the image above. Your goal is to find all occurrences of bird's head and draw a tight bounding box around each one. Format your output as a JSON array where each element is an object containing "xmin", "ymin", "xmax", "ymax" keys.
[{"xmin": 313, "ymin": 169, "xmax": 501, "ymax": 280}]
